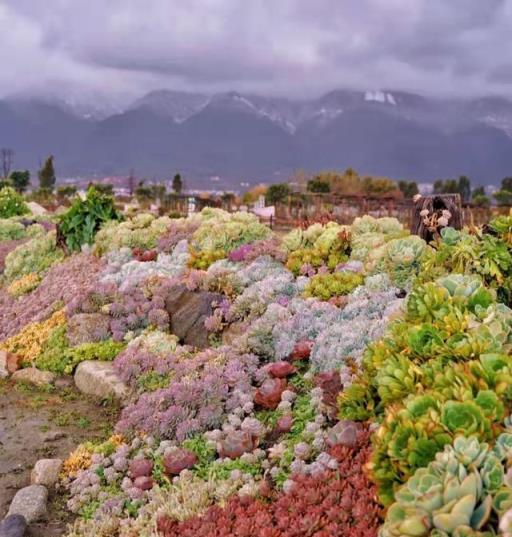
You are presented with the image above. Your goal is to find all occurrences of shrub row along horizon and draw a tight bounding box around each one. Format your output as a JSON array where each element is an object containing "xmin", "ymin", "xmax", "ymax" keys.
[{"xmin": 2, "ymin": 189, "xmax": 512, "ymax": 536}]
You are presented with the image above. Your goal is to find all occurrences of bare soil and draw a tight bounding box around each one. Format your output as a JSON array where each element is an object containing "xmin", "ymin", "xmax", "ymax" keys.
[{"xmin": 0, "ymin": 378, "xmax": 118, "ymax": 536}]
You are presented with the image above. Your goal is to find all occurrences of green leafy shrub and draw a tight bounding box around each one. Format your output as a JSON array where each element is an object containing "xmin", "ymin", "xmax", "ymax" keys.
[
  {"xmin": 59, "ymin": 187, "xmax": 121, "ymax": 251},
  {"xmin": 0, "ymin": 187, "xmax": 30, "ymax": 218}
]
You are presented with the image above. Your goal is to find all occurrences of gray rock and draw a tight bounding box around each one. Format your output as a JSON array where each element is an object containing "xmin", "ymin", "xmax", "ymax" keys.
[
  {"xmin": 7, "ymin": 485, "xmax": 47, "ymax": 524},
  {"xmin": 0, "ymin": 515, "xmax": 27, "ymax": 537},
  {"xmin": 74, "ymin": 361, "xmax": 128, "ymax": 400},
  {"xmin": 67, "ymin": 313, "xmax": 110, "ymax": 346},
  {"xmin": 11, "ymin": 368, "xmax": 55, "ymax": 387},
  {"xmin": 30, "ymin": 459, "xmax": 63, "ymax": 488},
  {"xmin": 165, "ymin": 285, "xmax": 223, "ymax": 349}
]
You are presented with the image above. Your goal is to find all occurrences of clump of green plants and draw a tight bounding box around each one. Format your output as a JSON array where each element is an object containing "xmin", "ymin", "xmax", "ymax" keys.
[
  {"xmin": 339, "ymin": 274, "xmax": 512, "ymax": 504},
  {"xmin": 0, "ymin": 187, "xmax": 30, "ymax": 218},
  {"xmin": 35, "ymin": 325, "xmax": 125, "ymax": 374},
  {"xmin": 4, "ymin": 231, "xmax": 64, "ymax": 282},
  {"xmin": 285, "ymin": 226, "xmax": 351, "ymax": 276},
  {"xmin": 188, "ymin": 247, "xmax": 226, "ymax": 270},
  {"xmin": 59, "ymin": 186, "xmax": 121, "ymax": 252},
  {"xmin": 381, "ymin": 434, "xmax": 512, "ymax": 537},
  {"xmin": 418, "ymin": 225, "xmax": 512, "ymax": 305},
  {"xmin": 303, "ymin": 271, "xmax": 363, "ymax": 300}
]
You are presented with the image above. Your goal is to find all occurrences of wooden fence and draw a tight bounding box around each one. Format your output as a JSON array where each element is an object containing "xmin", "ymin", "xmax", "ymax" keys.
[{"xmin": 267, "ymin": 194, "xmax": 512, "ymax": 230}]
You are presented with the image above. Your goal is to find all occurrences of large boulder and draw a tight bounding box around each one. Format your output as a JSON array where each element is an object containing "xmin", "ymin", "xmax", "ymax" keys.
[
  {"xmin": 0, "ymin": 515, "xmax": 27, "ymax": 537},
  {"xmin": 26, "ymin": 202, "xmax": 47, "ymax": 216},
  {"xmin": 67, "ymin": 313, "xmax": 111, "ymax": 346},
  {"xmin": 165, "ymin": 285, "xmax": 223, "ymax": 349},
  {"xmin": 11, "ymin": 368, "xmax": 55, "ymax": 387},
  {"xmin": 30, "ymin": 459, "xmax": 63, "ymax": 488},
  {"xmin": 74, "ymin": 361, "xmax": 128, "ymax": 400},
  {"xmin": 7, "ymin": 485, "xmax": 47, "ymax": 524}
]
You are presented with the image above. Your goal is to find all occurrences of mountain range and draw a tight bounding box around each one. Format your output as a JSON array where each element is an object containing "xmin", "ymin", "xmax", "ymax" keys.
[{"xmin": 2, "ymin": 88, "xmax": 512, "ymax": 189}]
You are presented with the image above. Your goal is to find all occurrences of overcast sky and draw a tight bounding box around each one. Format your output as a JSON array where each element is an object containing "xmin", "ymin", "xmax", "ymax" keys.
[{"xmin": 1, "ymin": 0, "xmax": 512, "ymax": 105}]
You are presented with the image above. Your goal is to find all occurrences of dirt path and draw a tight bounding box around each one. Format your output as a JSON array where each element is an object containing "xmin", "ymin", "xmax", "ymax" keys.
[{"xmin": 0, "ymin": 378, "xmax": 118, "ymax": 536}]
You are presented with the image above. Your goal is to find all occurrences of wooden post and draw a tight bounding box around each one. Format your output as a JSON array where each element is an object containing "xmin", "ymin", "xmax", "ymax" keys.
[{"xmin": 411, "ymin": 194, "xmax": 463, "ymax": 241}]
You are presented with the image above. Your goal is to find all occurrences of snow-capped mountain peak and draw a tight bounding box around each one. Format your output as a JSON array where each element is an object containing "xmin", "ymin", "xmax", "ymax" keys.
[{"xmin": 364, "ymin": 90, "xmax": 396, "ymax": 105}]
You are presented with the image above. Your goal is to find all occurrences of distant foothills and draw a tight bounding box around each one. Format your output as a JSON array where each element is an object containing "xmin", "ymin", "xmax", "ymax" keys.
[{"xmin": 3, "ymin": 88, "xmax": 512, "ymax": 190}]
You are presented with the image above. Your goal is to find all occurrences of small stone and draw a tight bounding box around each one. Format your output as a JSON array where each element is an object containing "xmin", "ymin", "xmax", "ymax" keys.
[
  {"xmin": 31, "ymin": 459, "xmax": 63, "ymax": 488},
  {"xmin": 54, "ymin": 376, "xmax": 74, "ymax": 389},
  {"xmin": 74, "ymin": 361, "xmax": 128, "ymax": 400},
  {"xmin": 7, "ymin": 485, "xmax": 48, "ymax": 524},
  {"xmin": 11, "ymin": 368, "xmax": 55, "ymax": 387},
  {"xmin": 0, "ymin": 514, "xmax": 27, "ymax": 537},
  {"xmin": 42, "ymin": 431, "xmax": 67, "ymax": 443}
]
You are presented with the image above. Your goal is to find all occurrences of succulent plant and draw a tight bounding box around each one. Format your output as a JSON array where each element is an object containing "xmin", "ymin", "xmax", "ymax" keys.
[
  {"xmin": 163, "ymin": 449, "xmax": 198, "ymax": 476},
  {"xmin": 254, "ymin": 378, "xmax": 288, "ymax": 410},
  {"xmin": 380, "ymin": 435, "xmax": 512, "ymax": 537},
  {"xmin": 303, "ymin": 271, "xmax": 364, "ymax": 301}
]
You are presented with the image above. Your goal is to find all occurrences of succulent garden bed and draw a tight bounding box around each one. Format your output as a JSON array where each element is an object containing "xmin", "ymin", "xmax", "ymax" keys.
[{"xmin": 2, "ymin": 191, "xmax": 512, "ymax": 536}]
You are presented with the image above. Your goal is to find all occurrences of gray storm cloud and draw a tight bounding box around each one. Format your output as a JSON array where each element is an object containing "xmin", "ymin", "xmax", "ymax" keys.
[{"xmin": 1, "ymin": 0, "xmax": 512, "ymax": 104}]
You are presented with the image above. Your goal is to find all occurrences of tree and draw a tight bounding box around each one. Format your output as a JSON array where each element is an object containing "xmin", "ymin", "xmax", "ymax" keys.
[
  {"xmin": 457, "ymin": 175, "xmax": 471, "ymax": 203},
  {"xmin": 501, "ymin": 177, "xmax": 512, "ymax": 192},
  {"xmin": 38, "ymin": 155, "xmax": 56, "ymax": 191},
  {"xmin": 491, "ymin": 178, "xmax": 512, "ymax": 206},
  {"xmin": 135, "ymin": 181, "xmax": 153, "ymax": 203},
  {"xmin": 151, "ymin": 184, "xmax": 166, "ymax": 201},
  {"xmin": 9, "ymin": 170, "xmax": 30, "ymax": 193},
  {"xmin": 433, "ymin": 176, "xmax": 471, "ymax": 201},
  {"xmin": 242, "ymin": 184, "xmax": 267, "ymax": 204},
  {"xmin": 1, "ymin": 148, "xmax": 14, "ymax": 179},
  {"xmin": 128, "ymin": 170, "xmax": 136, "ymax": 196},
  {"xmin": 265, "ymin": 183, "xmax": 291, "ymax": 205},
  {"xmin": 57, "ymin": 185, "xmax": 78, "ymax": 199},
  {"xmin": 398, "ymin": 180, "xmax": 419, "ymax": 198},
  {"xmin": 361, "ymin": 176, "xmax": 398, "ymax": 196},
  {"xmin": 494, "ymin": 190, "xmax": 512, "ymax": 206},
  {"xmin": 88, "ymin": 182, "xmax": 113, "ymax": 196},
  {"xmin": 307, "ymin": 177, "xmax": 331, "ymax": 193},
  {"xmin": 172, "ymin": 173, "xmax": 183, "ymax": 194}
]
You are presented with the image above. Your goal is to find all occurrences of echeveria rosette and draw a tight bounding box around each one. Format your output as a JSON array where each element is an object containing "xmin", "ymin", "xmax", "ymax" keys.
[
  {"xmin": 380, "ymin": 435, "xmax": 512, "ymax": 537},
  {"xmin": 369, "ymin": 235, "xmax": 427, "ymax": 289},
  {"xmin": 370, "ymin": 390, "xmax": 503, "ymax": 505},
  {"xmin": 440, "ymin": 226, "xmax": 462, "ymax": 246}
]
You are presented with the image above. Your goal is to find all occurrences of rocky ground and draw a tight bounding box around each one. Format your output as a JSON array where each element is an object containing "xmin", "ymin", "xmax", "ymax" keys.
[{"xmin": 0, "ymin": 378, "xmax": 118, "ymax": 536}]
